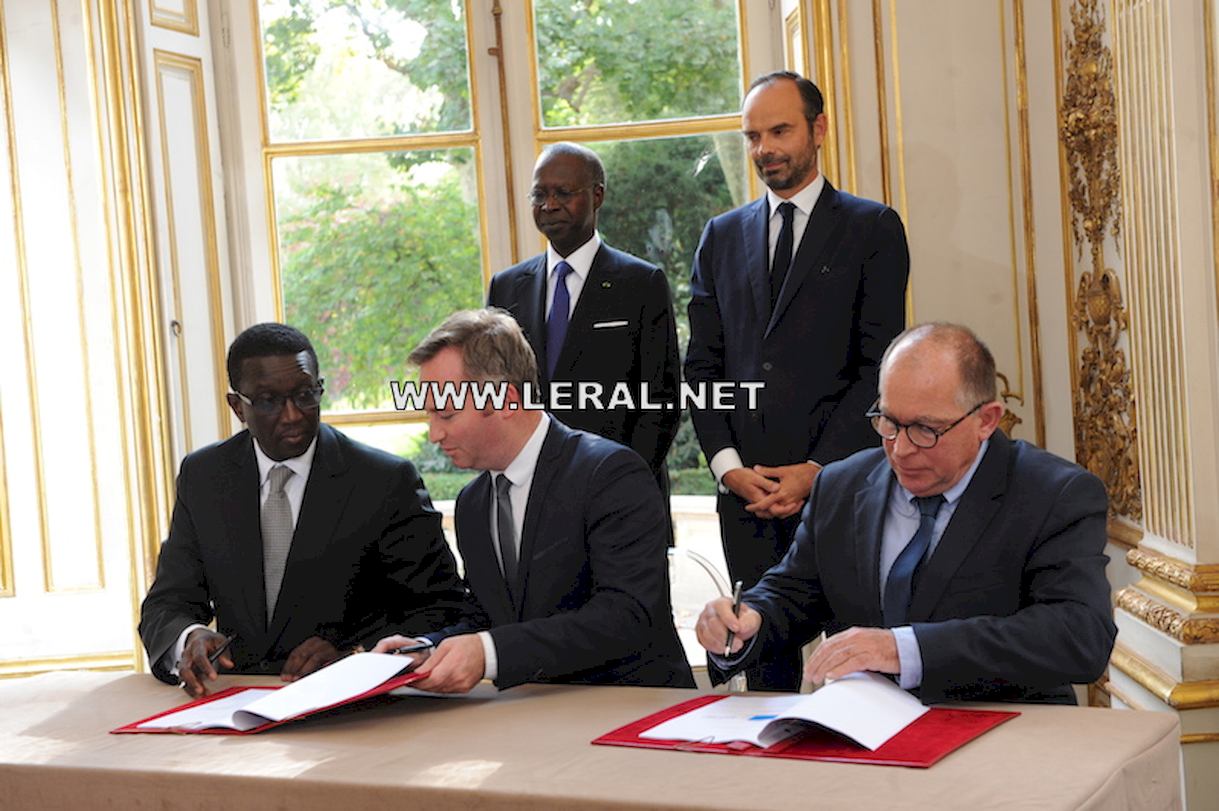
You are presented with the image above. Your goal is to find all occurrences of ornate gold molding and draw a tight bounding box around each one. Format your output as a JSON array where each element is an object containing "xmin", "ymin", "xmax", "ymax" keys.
[
  {"xmin": 996, "ymin": 371, "xmax": 1023, "ymax": 436},
  {"xmin": 1127, "ymin": 548, "xmax": 1219, "ymax": 593},
  {"xmin": 1060, "ymin": 0, "xmax": 1141, "ymax": 521},
  {"xmin": 1116, "ymin": 587, "xmax": 1219, "ymax": 645},
  {"xmin": 1110, "ymin": 643, "xmax": 1219, "ymax": 710}
]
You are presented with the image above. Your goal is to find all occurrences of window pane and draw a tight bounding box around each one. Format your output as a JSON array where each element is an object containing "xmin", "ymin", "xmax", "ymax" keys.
[
  {"xmin": 274, "ymin": 148, "xmax": 483, "ymax": 410},
  {"xmin": 259, "ymin": 0, "xmax": 472, "ymax": 141},
  {"xmin": 533, "ymin": 0, "xmax": 743, "ymax": 127},
  {"xmin": 336, "ymin": 422, "xmax": 474, "ymax": 501},
  {"xmin": 585, "ymin": 133, "xmax": 749, "ymax": 496}
]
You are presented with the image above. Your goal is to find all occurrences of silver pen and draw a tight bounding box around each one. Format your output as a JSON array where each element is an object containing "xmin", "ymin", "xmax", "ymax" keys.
[{"xmin": 723, "ymin": 580, "xmax": 744, "ymax": 657}]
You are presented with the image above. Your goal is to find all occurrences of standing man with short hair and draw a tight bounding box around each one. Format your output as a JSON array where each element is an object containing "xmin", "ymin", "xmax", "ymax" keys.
[
  {"xmin": 489, "ymin": 143, "xmax": 680, "ymax": 529},
  {"xmin": 373, "ymin": 309, "xmax": 692, "ymax": 692},
  {"xmin": 685, "ymin": 71, "xmax": 910, "ymax": 690},
  {"xmin": 139, "ymin": 323, "xmax": 466, "ymax": 696}
]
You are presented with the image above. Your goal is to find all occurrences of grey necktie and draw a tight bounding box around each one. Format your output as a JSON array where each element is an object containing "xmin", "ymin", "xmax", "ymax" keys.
[
  {"xmin": 261, "ymin": 464, "xmax": 295, "ymax": 624},
  {"xmin": 495, "ymin": 473, "xmax": 518, "ymax": 600}
]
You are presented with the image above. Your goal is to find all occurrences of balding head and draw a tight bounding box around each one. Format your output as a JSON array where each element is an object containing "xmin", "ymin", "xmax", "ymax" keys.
[{"xmin": 880, "ymin": 323, "xmax": 998, "ymax": 411}]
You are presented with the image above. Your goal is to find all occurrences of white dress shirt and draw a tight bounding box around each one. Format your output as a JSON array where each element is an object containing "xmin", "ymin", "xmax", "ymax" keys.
[
  {"xmin": 544, "ymin": 233, "xmax": 601, "ymax": 318},
  {"xmin": 478, "ymin": 414, "xmax": 551, "ymax": 680},
  {"xmin": 168, "ymin": 435, "xmax": 318, "ymax": 673},
  {"xmin": 708, "ymin": 174, "xmax": 827, "ymax": 485}
]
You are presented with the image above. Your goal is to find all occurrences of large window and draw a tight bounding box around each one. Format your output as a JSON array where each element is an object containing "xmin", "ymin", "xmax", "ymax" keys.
[{"xmin": 252, "ymin": 1, "xmax": 763, "ymax": 497}]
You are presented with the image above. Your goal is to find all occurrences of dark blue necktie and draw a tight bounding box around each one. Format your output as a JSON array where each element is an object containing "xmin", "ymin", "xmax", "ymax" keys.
[
  {"xmin": 883, "ymin": 495, "xmax": 946, "ymax": 626},
  {"xmin": 770, "ymin": 201, "xmax": 796, "ymax": 311},
  {"xmin": 546, "ymin": 261, "xmax": 573, "ymax": 379}
]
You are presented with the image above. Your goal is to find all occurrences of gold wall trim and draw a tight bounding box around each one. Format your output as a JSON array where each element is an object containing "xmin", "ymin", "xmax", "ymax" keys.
[
  {"xmin": 0, "ymin": 0, "xmax": 53, "ymax": 592},
  {"xmin": 1052, "ymin": 0, "xmax": 1081, "ymax": 409},
  {"xmin": 1135, "ymin": 576, "xmax": 1219, "ymax": 614},
  {"xmin": 1127, "ymin": 547, "xmax": 1219, "ymax": 592},
  {"xmin": 1181, "ymin": 733, "xmax": 1219, "ymax": 745},
  {"xmin": 264, "ymin": 132, "xmax": 479, "ymax": 157},
  {"xmin": 836, "ymin": 0, "xmax": 856, "ymax": 193},
  {"xmin": 887, "ymin": 0, "xmax": 907, "ymax": 223},
  {"xmin": 1208, "ymin": 0, "xmax": 1219, "ymax": 335},
  {"xmin": 870, "ymin": 0, "xmax": 890, "ymax": 207},
  {"xmin": 152, "ymin": 49, "xmax": 229, "ymax": 440},
  {"xmin": 0, "ymin": 406, "xmax": 12, "ymax": 596},
  {"xmin": 148, "ymin": 0, "xmax": 198, "ymax": 37},
  {"xmin": 1115, "ymin": 586, "xmax": 1219, "ymax": 644},
  {"xmin": 1061, "ymin": 0, "xmax": 1141, "ymax": 520},
  {"xmin": 1107, "ymin": 515, "xmax": 1142, "ymax": 548},
  {"xmin": 0, "ymin": 650, "xmax": 134, "ymax": 679},
  {"xmin": 1110, "ymin": 643, "xmax": 1219, "ymax": 709},
  {"xmin": 52, "ymin": 0, "xmax": 107, "ymax": 590},
  {"xmin": 811, "ymin": 0, "xmax": 839, "ymax": 186},
  {"xmin": 1012, "ymin": 0, "xmax": 1046, "ymax": 446},
  {"xmin": 489, "ymin": 0, "xmax": 520, "ymax": 265},
  {"xmin": 999, "ymin": 6, "xmax": 1029, "ymax": 408}
]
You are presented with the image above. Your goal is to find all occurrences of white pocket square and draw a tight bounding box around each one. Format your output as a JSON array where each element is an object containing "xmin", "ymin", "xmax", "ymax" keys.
[{"xmin": 592, "ymin": 320, "xmax": 629, "ymax": 329}]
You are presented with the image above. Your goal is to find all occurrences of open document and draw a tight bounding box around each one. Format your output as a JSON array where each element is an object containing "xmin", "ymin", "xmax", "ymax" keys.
[
  {"xmin": 117, "ymin": 653, "xmax": 418, "ymax": 734},
  {"xmin": 640, "ymin": 672, "xmax": 928, "ymax": 751}
]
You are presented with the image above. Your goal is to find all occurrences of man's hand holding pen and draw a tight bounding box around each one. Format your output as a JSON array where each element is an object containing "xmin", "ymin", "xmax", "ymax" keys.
[
  {"xmin": 178, "ymin": 630, "xmax": 236, "ymax": 697},
  {"xmin": 695, "ymin": 596, "xmax": 762, "ymax": 658},
  {"xmin": 370, "ymin": 635, "xmax": 435, "ymax": 671}
]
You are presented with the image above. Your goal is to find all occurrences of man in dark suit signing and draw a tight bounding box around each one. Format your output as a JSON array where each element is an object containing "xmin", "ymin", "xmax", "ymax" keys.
[
  {"xmin": 488, "ymin": 143, "xmax": 680, "ymax": 521},
  {"xmin": 696, "ymin": 324, "xmax": 1116, "ymax": 704},
  {"xmin": 373, "ymin": 309, "xmax": 693, "ymax": 691},
  {"xmin": 685, "ymin": 71, "xmax": 910, "ymax": 689},
  {"xmin": 139, "ymin": 323, "xmax": 466, "ymax": 696}
]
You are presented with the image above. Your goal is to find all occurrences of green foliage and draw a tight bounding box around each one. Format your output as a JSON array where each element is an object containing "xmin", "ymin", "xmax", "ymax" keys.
[
  {"xmin": 263, "ymin": 1, "xmax": 320, "ymax": 106},
  {"xmin": 280, "ymin": 175, "xmax": 483, "ymax": 408}
]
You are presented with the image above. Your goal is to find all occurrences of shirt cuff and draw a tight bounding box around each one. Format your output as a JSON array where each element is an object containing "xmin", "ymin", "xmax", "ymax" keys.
[
  {"xmin": 891, "ymin": 626, "xmax": 923, "ymax": 690},
  {"xmin": 478, "ymin": 631, "xmax": 498, "ymax": 682},
  {"xmin": 168, "ymin": 623, "xmax": 210, "ymax": 676},
  {"xmin": 709, "ymin": 448, "xmax": 745, "ymax": 493},
  {"xmin": 707, "ymin": 635, "xmax": 757, "ymax": 670}
]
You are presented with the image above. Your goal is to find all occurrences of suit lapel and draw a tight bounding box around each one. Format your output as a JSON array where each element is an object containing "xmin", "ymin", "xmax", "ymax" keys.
[
  {"xmin": 458, "ymin": 472, "xmax": 516, "ymax": 624},
  {"xmin": 265, "ymin": 425, "xmax": 351, "ymax": 642},
  {"xmin": 222, "ymin": 435, "xmax": 268, "ymax": 642},
  {"xmin": 516, "ymin": 421, "xmax": 565, "ymax": 620},
  {"xmin": 908, "ymin": 433, "xmax": 1010, "ymax": 620},
  {"xmin": 516, "ymin": 257, "xmax": 549, "ymax": 382},
  {"xmin": 552, "ymin": 245, "xmax": 614, "ymax": 378},
  {"xmin": 853, "ymin": 458, "xmax": 892, "ymax": 626},
  {"xmin": 767, "ymin": 183, "xmax": 842, "ymax": 336},
  {"xmin": 742, "ymin": 198, "xmax": 771, "ymax": 332}
]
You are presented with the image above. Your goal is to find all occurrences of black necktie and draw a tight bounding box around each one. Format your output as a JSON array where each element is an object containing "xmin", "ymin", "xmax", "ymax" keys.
[
  {"xmin": 495, "ymin": 473, "xmax": 518, "ymax": 600},
  {"xmin": 883, "ymin": 495, "xmax": 946, "ymax": 626},
  {"xmin": 770, "ymin": 201, "xmax": 796, "ymax": 311}
]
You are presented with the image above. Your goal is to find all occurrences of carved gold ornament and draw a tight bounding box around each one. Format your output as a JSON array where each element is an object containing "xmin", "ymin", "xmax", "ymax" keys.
[{"xmin": 1060, "ymin": 0, "xmax": 1141, "ymax": 519}]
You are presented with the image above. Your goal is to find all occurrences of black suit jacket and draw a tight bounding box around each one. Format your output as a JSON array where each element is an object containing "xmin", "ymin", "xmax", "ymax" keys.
[
  {"xmin": 713, "ymin": 432, "xmax": 1117, "ymax": 704},
  {"xmin": 139, "ymin": 424, "xmax": 467, "ymax": 683},
  {"xmin": 488, "ymin": 243, "xmax": 680, "ymax": 478},
  {"xmin": 434, "ymin": 419, "xmax": 693, "ymax": 689},
  {"xmin": 685, "ymin": 182, "xmax": 909, "ymax": 467}
]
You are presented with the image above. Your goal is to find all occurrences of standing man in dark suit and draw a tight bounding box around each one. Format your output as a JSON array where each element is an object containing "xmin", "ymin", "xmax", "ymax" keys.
[
  {"xmin": 685, "ymin": 71, "xmax": 910, "ymax": 689},
  {"xmin": 373, "ymin": 309, "xmax": 692, "ymax": 691},
  {"xmin": 488, "ymin": 143, "xmax": 680, "ymax": 522},
  {"xmin": 139, "ymin": 323, "xmax": 466, "ymax": 696},
  {"xmin": 696, "ymin": 324, "xmax": 1116, "ymax": 704}
]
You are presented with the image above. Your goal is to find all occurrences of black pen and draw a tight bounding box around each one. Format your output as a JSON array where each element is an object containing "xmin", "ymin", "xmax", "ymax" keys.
[
  {"xmin": 723, "ymin": 580, "xmax": 744, "ymax": 657},
  {"xmin": 391, "ymin": 641, "xmax": 434, "ymax": 655},
  {"xmin": 179, "ymin": 634, "xmax": 237, "ymax": 691}
]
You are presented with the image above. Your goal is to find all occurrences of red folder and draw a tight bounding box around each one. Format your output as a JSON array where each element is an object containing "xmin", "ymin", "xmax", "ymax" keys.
[
  {"xmin": 592, "ymin": 695, "xmax": 1018, "ymax": 768},
  {"xmin": 111, "ymin": 671, "xmax": 424, "ymax": 735}
]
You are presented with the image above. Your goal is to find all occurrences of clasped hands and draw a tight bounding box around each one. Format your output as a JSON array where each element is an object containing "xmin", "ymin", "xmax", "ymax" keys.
[
  {"xmin": 723, "ymin": 461, "xmax": 821, "ymax": 519},
  {"xmin": 695, "ymin": 597, "xmax": 900, "ymax": 685},
  {"xmin": 179, "ymin": 629, "xmax": 343, "ymax": 697}
]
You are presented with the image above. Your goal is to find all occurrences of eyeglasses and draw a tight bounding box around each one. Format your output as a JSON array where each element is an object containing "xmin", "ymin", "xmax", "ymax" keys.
[
  {"xmin": 527, "ymin": 186, "xmax": 591, "ymax": 206},
  {"xmin": 865, "ymin": 400, "xmax": 986, "ymax": 449},
  {"xmin": 232, "ymin": 382, "xmax": 325, "ymax": 416}
]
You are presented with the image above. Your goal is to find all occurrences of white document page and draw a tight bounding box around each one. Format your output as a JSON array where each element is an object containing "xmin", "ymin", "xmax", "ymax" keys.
[
  {"xmin": 136, "ymin": 688, "xmax": 276, "ymax": 731},
  {"xmin": 641, "ymin": 672, "xmax": 929, "ymax": 751},
  {"xmin": 137, "ymin": 653, "xmax": 412, "ymax": 732}
]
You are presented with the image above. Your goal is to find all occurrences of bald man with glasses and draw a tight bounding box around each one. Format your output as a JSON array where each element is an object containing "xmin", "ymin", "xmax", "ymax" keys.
[
  {"xmin": 139, "ymin": 323, "xmax": 466, "ymax": 696},
  {"xmin": 696, "ymin": 323, "xmax": 1116, "ymax": 704}
]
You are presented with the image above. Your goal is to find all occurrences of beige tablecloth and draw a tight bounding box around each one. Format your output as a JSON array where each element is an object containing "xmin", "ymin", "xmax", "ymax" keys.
[{"xmin": 0, "ymin": 671, "xmax": 1180, "ymax": 810}]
